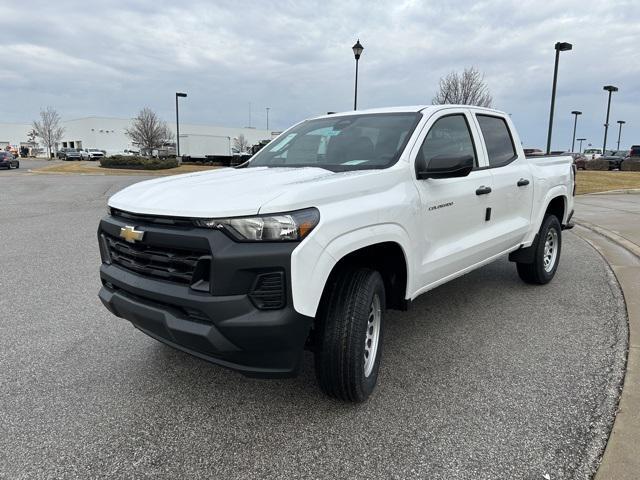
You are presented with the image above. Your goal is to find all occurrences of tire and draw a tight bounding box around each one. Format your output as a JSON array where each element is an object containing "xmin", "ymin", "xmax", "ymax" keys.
[
  {"xmin": 314, "ymin": 268, "xmax": 385, "ymax": 402},
  {"xmin": 516, "ymin": 215, "xmax": 562, "ymax": 284}
]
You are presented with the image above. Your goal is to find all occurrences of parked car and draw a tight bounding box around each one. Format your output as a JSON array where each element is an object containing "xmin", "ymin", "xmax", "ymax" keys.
[
  {"xmin": 81, "ymin": 148, "xmax": 105, "ymax": 161},
  {"xmin": 600, "ymin": 150, "xmax": 629, "ymax": 170},
  {"xmin": 566, "ymin": 152, "xmax": 587, "ymax": 170},
  {"xmin": 523, "ymin": 148, "xmax": 543, "ymax": 156},
  {"xmin": 583, "ymin": 148, "xmax": 602, "ymax": 160},
  {"xmin": 97, "ymin": 105, "xmax": 576, "ymax": 402},
  {"xmin": 108, "ymin": 149, "xmax": 140, "ymax": 157},
  {"xmin": 58, "ymin": 148, "xmax": 82, "ymax": 160},
  {"xmin": 0, "ymin": 151, "xmax": 19, "ymax": 169},
  {"xmin": 629, "ymin": 145, "xmax": 640, "ymax": 158}
]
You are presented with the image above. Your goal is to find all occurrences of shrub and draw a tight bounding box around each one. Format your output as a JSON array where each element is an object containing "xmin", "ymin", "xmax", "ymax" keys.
[
  {"xmin": 100, "ymin": 155, "xmax": 178, "ymax": 170},
  {"xmin": 621, "ymin": 159, "xmax": 640, "ymax": 171},
  {"xmin": 584, "ymin": 159, "xmax": 610, "ymax": 171},
  {"xmin": 181, "ymin": 160, "xmax": 224, "ymax": 167}
]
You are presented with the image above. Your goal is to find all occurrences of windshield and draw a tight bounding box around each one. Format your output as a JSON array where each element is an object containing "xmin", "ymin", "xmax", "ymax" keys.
[{"xmin": 247, "ymin": 112, "xmax": 421, "ymax": 172}]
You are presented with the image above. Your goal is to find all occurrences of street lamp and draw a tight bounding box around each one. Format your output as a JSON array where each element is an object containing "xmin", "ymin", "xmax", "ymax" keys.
[
  {"xmin": 570, "ymin": 110, "xmax": 582, "ymax": 152},
  {"xmin": 602, "ymin": 85, "xmax": 618, "ymax": 154},
  {"xmin": 175, "ymin": 92, "xmax": 187, "ymax": 158},
  {"xmin": 546, "ymin": 41, "xmax": 573, "ymax": 154},
  {"xmin": 616, "ymin": 120, "xmax": 626, "ymax": 150},
  {"xmin": 352, "ymin": 39, "xmax": 364, "ymax": 110},
  {"xmin": 577, "ymin": 138, "xmax": 587, "ymax": 153},
  {"xmin": 266, "ymin": 107, "xmax": 270, "ymax": 130}
]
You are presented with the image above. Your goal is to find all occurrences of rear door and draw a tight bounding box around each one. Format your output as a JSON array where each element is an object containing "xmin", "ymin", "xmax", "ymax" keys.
[
  {"xmin": 411, "ymin": 108, "xmax": 495, "ymax": 289},
  {"xmin": 472, "ymin": 113, "xmax": 533, "ymax": 253}
]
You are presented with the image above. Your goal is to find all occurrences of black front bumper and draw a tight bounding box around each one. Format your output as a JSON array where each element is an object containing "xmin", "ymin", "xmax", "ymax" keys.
[{"xmin": 98, "ymin": 214, "xmax": 313, "ymax": 378}]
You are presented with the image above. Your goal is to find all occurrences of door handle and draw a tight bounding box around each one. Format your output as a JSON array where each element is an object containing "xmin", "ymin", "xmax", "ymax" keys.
[
  {"xmin": 475, "ymin": 186, "xmax": 492, "ymax": 195},
  {"xmin": 517, "ymin": 178, "xmax": 530, "ymax": 187}
]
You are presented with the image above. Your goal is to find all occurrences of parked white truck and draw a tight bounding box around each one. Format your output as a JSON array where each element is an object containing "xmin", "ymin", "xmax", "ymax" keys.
[{"xmin": 98, "ymin": 105, "xmax": 575, "ymax": 402}]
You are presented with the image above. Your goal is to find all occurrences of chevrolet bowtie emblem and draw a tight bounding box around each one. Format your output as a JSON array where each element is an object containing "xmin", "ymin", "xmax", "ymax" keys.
[{"xmin": 119, "ymin": 225, "xmax": 144, "ymax": 243}]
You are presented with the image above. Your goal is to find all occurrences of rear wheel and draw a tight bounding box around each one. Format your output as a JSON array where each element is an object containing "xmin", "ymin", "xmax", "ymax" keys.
[
  {"xmin": 314, "ymin": 268, "xmax": 385, "ymax": 402},
  {"xmin": 516, "ymin": 215, "xmax": 562, "ymax": 284}
]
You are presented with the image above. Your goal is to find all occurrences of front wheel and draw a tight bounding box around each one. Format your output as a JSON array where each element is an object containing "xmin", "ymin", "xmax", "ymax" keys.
[
  {"xmin": 516, "ymin": 215, "xmax": 562, "ymax": 284},
  {"xmin": 314, "ymin": 268, "xmax": 385, "ymax": 402}
]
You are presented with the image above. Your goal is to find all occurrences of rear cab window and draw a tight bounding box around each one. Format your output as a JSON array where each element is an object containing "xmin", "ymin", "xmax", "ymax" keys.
[{"xmin": 476, "ymin": 115, "xmax": 517, "ymax": 167}]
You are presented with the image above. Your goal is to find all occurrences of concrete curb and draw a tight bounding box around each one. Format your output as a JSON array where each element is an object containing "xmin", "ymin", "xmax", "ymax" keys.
[
  {"xmin": 584, "ymin": 188, "xmax": 640, "ymax": 196},
  {"xmin": 572, "ymin": 223, "xmax": 640, "ymax": 480},
  {"xmin": 575, "ymin": 219, "xmax": 640, "ymax": 259}
]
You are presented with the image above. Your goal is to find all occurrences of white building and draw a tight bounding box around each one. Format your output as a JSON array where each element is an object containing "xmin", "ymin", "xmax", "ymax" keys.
[
  {"xmin": 0, "ymin": 117, "xmax": 276, "ymax": 156},
  {"xmin": 0, "ymin": 122, "xmax": 32, "ymax": 150}
]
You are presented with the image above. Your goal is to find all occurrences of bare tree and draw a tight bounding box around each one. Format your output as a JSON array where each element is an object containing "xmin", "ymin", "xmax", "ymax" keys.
[
  {"xmin": 233, "ymin": 134, "xmax": 250, "ymax": 154},
  {"xmin": 27, "ymin": 129, "xmax": 38, "ymax": 145},
  {"xmin": 32, "ymin": 107, "xmax": 65, "ymax": 159},
  {"xmin": 125, "ymin": 108, "xmax": 174, "ymax": 156},
  {"xmin": 432, "ymin": 67, "xmax": 493, "ymax": 107}
]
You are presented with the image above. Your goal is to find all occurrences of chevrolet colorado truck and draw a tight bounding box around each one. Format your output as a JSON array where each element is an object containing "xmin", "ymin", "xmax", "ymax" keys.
[{"xmin": 98, "ymin": 105, "xmax": 575, "ymax": 402}]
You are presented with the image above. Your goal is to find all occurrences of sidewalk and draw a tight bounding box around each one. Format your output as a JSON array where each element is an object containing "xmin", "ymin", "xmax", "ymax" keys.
[{"xmin": 573, "ymin": 193, "xmax": 640, "ymax": 480}]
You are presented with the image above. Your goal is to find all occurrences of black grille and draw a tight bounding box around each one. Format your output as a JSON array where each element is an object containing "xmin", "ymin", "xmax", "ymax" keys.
[
  {"xmin": 110, "ymin": 208, "xmax": 194, "ymax": 227},
  {"xmin": 249, "ymin": 272, "xmax": 286, "ymax": 310},
  {"xmin": 104, "ymin": 234, "xmax": 209, "ymax": 285}
]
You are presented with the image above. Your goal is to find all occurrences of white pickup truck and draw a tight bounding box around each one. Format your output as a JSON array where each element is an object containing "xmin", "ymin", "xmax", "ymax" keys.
[{"xmin": 98, "ymin": 105, "xmax": 575, "ymax": 402}]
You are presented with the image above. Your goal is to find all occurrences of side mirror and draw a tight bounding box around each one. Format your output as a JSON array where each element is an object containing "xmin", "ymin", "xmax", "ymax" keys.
[{"xmin": 416, "ymin": 154, "xmax": 474, "ymax": 180}]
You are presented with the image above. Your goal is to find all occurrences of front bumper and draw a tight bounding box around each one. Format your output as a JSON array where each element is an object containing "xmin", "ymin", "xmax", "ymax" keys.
[{"xmin": 98, "ymin": 214, "xmax": 313, "ymax": 378}]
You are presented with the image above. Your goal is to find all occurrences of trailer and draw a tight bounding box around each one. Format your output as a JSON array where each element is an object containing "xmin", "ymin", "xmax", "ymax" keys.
[{"xmin": 179, "ymin": 134, "xmax": 232, "ymax": 161}]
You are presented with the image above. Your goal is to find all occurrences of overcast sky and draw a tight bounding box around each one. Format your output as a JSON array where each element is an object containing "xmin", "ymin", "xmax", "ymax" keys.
[{"xmin": 2, "ymin": 0, "xmax": 639, "ymax": 150}]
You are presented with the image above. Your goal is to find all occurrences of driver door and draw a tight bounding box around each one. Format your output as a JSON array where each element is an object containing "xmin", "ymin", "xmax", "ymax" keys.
[{"xmin": 411, "ymin": 109, "xmax": 495, "ymax": 290}]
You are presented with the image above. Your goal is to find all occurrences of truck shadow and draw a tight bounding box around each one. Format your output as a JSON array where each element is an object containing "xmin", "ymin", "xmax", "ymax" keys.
[{"xmin": 143, "ymin": 255, "xmax": 526, "ymax": 407}]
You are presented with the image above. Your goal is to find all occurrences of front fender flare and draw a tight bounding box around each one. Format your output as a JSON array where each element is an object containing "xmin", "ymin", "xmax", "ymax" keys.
[{"xmin": 290, "ymin": 224, "xmax": 413, "ymax": 318}]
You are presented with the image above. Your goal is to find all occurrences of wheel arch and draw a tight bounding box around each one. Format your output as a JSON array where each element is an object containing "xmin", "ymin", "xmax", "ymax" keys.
[
  {"xmin": 544, "ymin": 195, "xmax": 567, "ymax": 224},
  {"xmin": 319, "ymin": 241, "xmax": 409, "ymax": 313},
  {"xmin": 290, "ymin": 225, "xmax": 413, "ymax": 318},
  {"xmin": 510, "ymin": 191, "xmax": 568, "ymax": 264}
]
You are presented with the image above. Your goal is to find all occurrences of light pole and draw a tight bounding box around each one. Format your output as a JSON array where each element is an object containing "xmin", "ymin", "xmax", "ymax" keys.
[
  {"xmin": 546, "ymin": 42, "xmax": 573, "ymax": 154},
  {"xmin": 616, "ymin": 120, "xmax": 626, "ymax": 150},
  {"xmin": 175, "ymin": 92, "xmax": 187, "ymax": 158},
  {"xmin": 577, "ymin": 138, "xmax": 586, "ymax": 153},
  {"xmin": 570, "ymin": 110, "xmax": 581, "ymax": 152},
  {"xmin": 352, "ymin": 39, "xmax": 364, "ymax": 110},
  {"xmin": 602, "ymin": 85, "xmax": 618, "ymax": 154},
  {"xmin": 266, "ymin": 107, "xmax": 270, "ymax": 130}
]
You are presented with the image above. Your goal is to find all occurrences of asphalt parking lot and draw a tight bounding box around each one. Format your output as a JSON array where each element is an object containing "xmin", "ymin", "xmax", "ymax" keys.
[
  {"xmin": 0, "ymin": 157, "xmax": 62, "ymax": 175},
  {"xmin": 0, "ymin": 173, "xmax": 628, "ymax": 480}
]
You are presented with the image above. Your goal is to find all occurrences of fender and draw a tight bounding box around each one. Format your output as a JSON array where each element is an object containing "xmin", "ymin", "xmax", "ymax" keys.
[
  {"xmin": 521, "ymin": 186, "xmax": 568, "ymax": 247},
  {"xmin": 290, "ymin": 223, "xmax": 413, "ymax": 318}
]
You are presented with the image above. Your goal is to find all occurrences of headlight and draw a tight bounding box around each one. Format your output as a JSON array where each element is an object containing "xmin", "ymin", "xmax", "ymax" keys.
[{"xmin": 194, "ymin": 208, "xmax": 320, "ymax": 242}]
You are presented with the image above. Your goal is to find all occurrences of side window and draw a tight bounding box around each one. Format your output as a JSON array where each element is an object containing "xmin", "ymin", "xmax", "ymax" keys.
[
  {"xmin": 476, "ymin": 115, "xmax": 517, "ymax": 167},
  {"xmin": 417, "ymin": 114, "xmax": 477, "ymax": 169}
]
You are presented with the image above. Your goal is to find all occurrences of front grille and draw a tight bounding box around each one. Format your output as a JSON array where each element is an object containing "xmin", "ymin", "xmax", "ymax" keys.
[
  {"xmin": 110, "ymin": 208, "xmax": 194, "ymax": 227},
  {"xmin": 104, "ymin": 234, "xmax": 209, "ymax": 285},
  {"xmin": 249, "ymin": 272, "xmax": 286, "ymax": 310}
]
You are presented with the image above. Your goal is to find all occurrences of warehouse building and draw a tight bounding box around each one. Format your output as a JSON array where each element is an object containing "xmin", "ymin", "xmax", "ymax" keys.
[{"xmin": 0, "ymin": 117, "xmax": 275, "ymax": 156}]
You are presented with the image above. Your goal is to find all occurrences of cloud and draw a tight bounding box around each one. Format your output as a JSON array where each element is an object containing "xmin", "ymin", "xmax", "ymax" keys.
[{"xmin": 1, "ymin": 0, "xmax": 639, "ymax": 149}]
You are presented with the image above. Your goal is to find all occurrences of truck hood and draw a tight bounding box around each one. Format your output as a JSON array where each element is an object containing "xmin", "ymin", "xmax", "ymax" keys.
[{"xmin": 108, "ymin": 166, "xmax": 341, "ymax": 217}]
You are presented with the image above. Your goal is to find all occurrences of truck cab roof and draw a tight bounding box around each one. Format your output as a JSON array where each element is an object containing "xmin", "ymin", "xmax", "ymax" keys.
[{"xmin": 314, "ymin": 104, "xmax": 507, "ymax": 120}]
